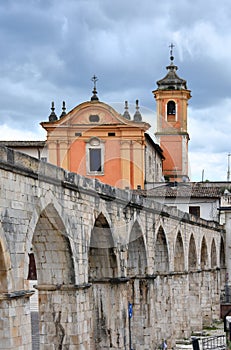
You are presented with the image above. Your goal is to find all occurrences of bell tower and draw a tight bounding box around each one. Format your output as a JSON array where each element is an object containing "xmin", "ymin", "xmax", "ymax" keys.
[{"xmin": 153, "ymin": 44, "xmax": 191, "ymax": 182}]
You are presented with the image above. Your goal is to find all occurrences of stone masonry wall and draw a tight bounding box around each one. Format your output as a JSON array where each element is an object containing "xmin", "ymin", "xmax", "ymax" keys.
[{"xmin": 0, "ymin": 146, "xmax": 226, "ymax": 349}]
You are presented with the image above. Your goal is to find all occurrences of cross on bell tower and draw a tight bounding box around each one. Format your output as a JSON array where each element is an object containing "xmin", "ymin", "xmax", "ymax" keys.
[{"xmin": 169, "ymin": 43, "xmax": 175, "ymax": 62}]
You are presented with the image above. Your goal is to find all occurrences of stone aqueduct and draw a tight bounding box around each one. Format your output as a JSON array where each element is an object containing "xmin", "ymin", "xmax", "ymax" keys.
[{"xmin": 0, "ymin": 146, "xmax": 226, "ymax": 349}]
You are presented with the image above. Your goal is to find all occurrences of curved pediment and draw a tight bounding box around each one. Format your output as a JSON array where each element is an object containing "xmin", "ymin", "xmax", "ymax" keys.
[{"xmin": 41, "ymin": 100, "xmax": 150, "ymax": 130}]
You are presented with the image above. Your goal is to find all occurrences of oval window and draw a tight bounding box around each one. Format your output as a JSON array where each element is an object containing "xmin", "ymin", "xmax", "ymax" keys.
[{"xmin": 89, "ymin": 114, "xmax": 99, "ymax": 122}]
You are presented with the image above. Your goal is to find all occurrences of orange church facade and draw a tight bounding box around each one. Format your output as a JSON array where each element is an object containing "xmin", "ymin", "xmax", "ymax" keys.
[{"xmin": 41, "ymin": 96, "xmax": 163, "ymax": 190}]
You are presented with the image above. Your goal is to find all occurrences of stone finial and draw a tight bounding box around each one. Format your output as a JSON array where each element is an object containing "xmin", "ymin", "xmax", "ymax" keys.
[
  {"xmin": 123, "ymin": 101, "xmax": 131, "ymax": 120},
  {"xmin": 91, "ymin": 75, "xmax": 99, "ymax": 101},
  {"xmin": 48, "ymin": 101, "xmax": 58, "ymax": 122},
  {"xmin": 59, "ymin": 101, "xmax": 67, "ymax": 119},
  {"xmin": 133, "ymin": 99, "xmax": 142, "ymax": 122}
]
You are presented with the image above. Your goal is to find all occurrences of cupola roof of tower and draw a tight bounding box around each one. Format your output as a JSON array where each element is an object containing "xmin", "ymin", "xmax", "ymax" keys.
[
  {"xmin": 156, "ymin": 45, "xmax": 188, "ymax": 90},
  {"xmin": 156, "ymin": 61, "xmax": 187, "ymax": 90}
]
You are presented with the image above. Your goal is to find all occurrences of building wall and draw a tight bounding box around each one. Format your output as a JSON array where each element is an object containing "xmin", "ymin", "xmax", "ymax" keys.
[
  {"xmin": 153, "ymin": 197, "xmax": 220, "ymax": 222},
  {"xmin": 0, "ymin": 146, "xmax": 225, "ymax": 349},
  {"xmin": 42, "ymin": 101, "xmax": 149, "ymax": 190},
  {"xmin": 145, "ymin": 137, "xmax": 163, "ymax": 184}
]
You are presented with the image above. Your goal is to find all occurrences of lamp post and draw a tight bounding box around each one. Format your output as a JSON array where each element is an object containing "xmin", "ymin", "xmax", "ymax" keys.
[{"xmin": 228, "ymin": 153, "xmax": 231, "ymax": 182}]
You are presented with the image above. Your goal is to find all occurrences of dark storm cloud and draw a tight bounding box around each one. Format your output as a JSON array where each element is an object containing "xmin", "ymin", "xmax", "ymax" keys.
[{"xmin": 0, "ymin": 0, "xmax": 230, "ymax": 180}]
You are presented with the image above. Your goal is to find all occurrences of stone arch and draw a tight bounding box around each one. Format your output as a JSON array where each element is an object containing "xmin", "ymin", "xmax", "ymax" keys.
[
  {"xmin": 32, "ymin": 203, "xmax": 75, "ymax": 285},
  {"xmin": 174, "ymin": 231, "xmax": 184, "ymax": 272},
  {"xmin": 88, "ymin": 212, "xmax": 117, "ymax": 279},
  {"xmin": 127, "ymin": 221, "xmax": 147, "ymax": 276},
  {"xmin": 155, "ymin": 226, "xmax": 169, "ymax": 273},
  {"xmin": 188, "ymin": 234, "xmax": 197, "ymax": 270},
  {"xmin": 211, "ymin": 238, "xmax": 217, "ymax": 268},
  {"xmin": 200, "ymin": 236, "xmax": 208, "ymax": 269}
]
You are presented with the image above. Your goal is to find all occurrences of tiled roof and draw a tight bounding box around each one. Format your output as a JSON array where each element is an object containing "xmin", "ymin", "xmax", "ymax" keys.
[
  {"xmin": 0, "ymin": 141, "xmax": 46, "ymax": 147},
  {"xmin": 135, "ymin": 183, "xmax": 224, "ymax": 198}
]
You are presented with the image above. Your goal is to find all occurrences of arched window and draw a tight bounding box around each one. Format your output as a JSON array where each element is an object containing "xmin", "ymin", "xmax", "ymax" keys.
[
  {"xmin": 167, "ymin": 100, "xmax": 176, "ymax": 122},
  {"xmin": 86, "ymin": 137, "xmax": 105, "ymax": 175},
  {"xmin": 167, "ymin": 101, "xmax": 176, "ymax": 115}
]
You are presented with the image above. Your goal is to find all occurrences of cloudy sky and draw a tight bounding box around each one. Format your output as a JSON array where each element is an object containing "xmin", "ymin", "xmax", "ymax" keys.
[{"xmin": 0, "ymin": 0, "xmax": 231, "ymax": 182}]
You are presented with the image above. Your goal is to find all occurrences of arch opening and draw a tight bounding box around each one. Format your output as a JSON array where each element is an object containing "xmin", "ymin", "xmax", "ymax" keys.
[
  {"xmin": 188, "ymin": 234, "xmax": 197, "ymax": 270},
  {"xmin": 155, "ymin": 227, "xmax": 169, "ymax": 273},
  {"xmin": 127, "ymin": 221, "xmax": 147, "ymax": 276},
  {"xmin": 167, "ymin": 100, "xmax": 176, "ymax": 122},
  {"xmin": 200, "ymin": 236, "xmax": 208, "ymax": 269},
  {"xmin": 88, "ymin": 213, "xmax": 117, "ymax": 279},
  {"xmin": 174, "ymin": 232, "xmax": 184, "ymax": 272},
  {"xmin": 211, "ymin": 239, "xmax": 217, "ymax": 268},
  {"xmin": 32, "ymin": 204, "xmax": 75, "ymax": 286}
]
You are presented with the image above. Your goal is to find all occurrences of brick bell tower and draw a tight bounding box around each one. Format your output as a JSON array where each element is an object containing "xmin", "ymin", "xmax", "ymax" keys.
[{"xmin": 153, "ymin": 44, "xmax": 191, "ymax": 182}]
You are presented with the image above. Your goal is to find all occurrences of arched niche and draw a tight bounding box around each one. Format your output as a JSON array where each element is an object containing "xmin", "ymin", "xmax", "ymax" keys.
[
  {"xmin": 32, "ymin": 203, "xmax": 75, "ymax": 285},
  {"xmin": 127, "ymin": 221, "xmax": 147, "ymax": 276},
  {"xmin": 188, "ymin": 234, "xmax": 197, "ymax": 271},
  {"xmin": 88, "ymin": 213, "xmax": 117, "ymax": 279},
  {"xmin": 155, "ymin": 226, "xmax": 169, "ymax": 273},
  {"xmin": 174, "ymin": 231, "xmax": 184, "ymax": 272}
]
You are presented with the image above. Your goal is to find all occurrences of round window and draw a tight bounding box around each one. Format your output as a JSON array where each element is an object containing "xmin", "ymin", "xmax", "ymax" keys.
[{"xmin": 89, "ymin": 114, "xmax": 99, "ymax": 122}]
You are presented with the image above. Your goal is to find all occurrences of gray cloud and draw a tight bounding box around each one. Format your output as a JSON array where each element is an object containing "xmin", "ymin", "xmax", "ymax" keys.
[{"xmin": 0, "ymin": 0, "xmax": 230, "ymax": 180}]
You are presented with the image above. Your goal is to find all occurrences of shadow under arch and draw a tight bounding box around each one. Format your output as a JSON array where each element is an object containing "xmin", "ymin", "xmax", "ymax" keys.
[
  {"xmin": 127, "ymin": 220, "xmax": 147, "ymax": 276},
  {"xmin": 88, "ymin": 212, "xmax": 117, "ymax": 279},
  {"xmin": 32, "ymin": 203, "xmax": 75, "ymax": 285},
  {"xmin": 0, "ymin": 239, "xmax": 9, "ymax": 292},
  {"xmin": 155, "ymin": 226, "xmax": 169, "ymax": 273},
  {"xmin": 211, "ymin": 238, "xmax": 217, "ymax": 268},
  {"xmin": 200, "ymin": 236, "xmax": 208, "ymax": 269},
  {"xmin": 0, "ymin": 215, "xmax": 16, "ymax": 292},
  {"xmin": 174, "ymin": 231, "xmax": 185, "ymax": 272},
  {"xmin": 220, "ymin": 236, "xmax": 225, "ymax": 268},
  {"xmin": 220, "ymin": 236, "xmax": 226, "ymax": 287},
  {"xmin": 188, "ymin": 234, "xmax": 197, "ymax": 271}
]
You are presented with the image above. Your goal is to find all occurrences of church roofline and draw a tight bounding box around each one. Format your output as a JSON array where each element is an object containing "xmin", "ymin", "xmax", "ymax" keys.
[{"xmin": 41, "ymin": 99, "xmax": 151, "ymax": 130}]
